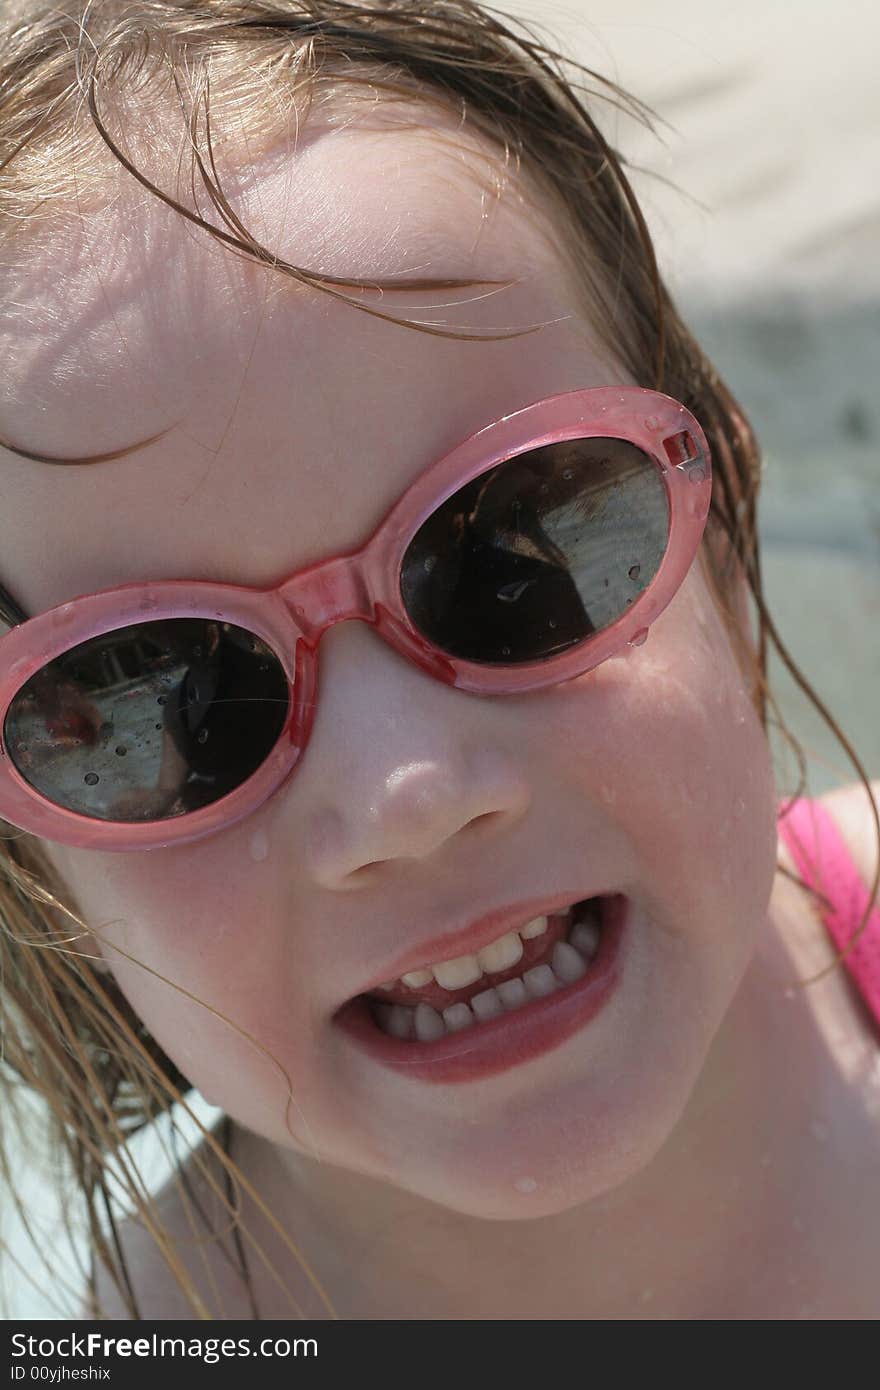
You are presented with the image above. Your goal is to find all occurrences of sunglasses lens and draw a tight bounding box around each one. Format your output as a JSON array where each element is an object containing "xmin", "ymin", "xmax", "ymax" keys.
[
  {"xmin": 4, "ymin": 620, "xmax": 290, "ymax": 821},
  {"xmin": 400, "ymin": 437, "xmax": 670, "ymax": 664}
]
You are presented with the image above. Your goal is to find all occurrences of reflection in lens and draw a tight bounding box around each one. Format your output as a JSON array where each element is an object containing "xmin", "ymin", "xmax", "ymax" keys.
[
  {"xmin": 4, "ymin": 620, "xmax": 289, "ymax": 821},
  {"xmin": 400, "ymin": 437, "xmax": 669, "ymax": 663}
]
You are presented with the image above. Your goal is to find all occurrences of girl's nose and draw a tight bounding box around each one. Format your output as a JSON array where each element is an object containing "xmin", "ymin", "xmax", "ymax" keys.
[{"xmin": 294, "ymin": 622, "xmax": 531, "ymax": 888}]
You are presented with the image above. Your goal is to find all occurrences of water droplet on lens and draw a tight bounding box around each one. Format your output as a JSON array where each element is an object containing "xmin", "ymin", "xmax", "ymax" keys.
[
  {"xmin": 733, "ymin": 797, "xmax": 745, "ymax": 818},
  {"xmin": 628, "ymin": 564, "xmax": 641, "ymax": 581},
  {"xmin": 539, "ymin": 483, "xmax": 548, "ymax": 494},
  {"xmin": 514, "ymin": 1176, "xmax": 538, "ymax": 1194},
  {"xmin": 423, "ymin": 556, "xmax": 436, "ymax": 574},
  {"xmin": 548, "ymin": 619, "xmax": 557, "ymax": 630},
  {"xmin": 628, "ymin": 627, "xmax": 649, "ymax": 647},
  {"xmin": 83, "ymin": 772, "xmax": 99, "ymax": 786},
  {"xmin": 115, "ymin": 746, "xmax": 127, "ymax": 757},
  {"xmin": 157, "ymin": 695, "xmax": 167, "ymax": 706},
  {"xmin": 196, "ymin": 727, "xmax": 209, "ymax": 744},
  {"xmin": 193, "ymin": 646, "xmax": 203, "ymax": 658},
  {"xmin": 17, "ymin": 743, "xmax": 28, "ymax": 753},
  {"xmin": 645, "ymin": 415, "xmax": 659, "ymax": 430},
  {"xmin": 155, "ymin": 723, "xmax": 163, "ymax": 731},
  {"xmin": 686, "ymin": 464, "xmax": 706, "ymax": 483},
  {"xmin": 501, "ymin": 646, "xmax": 511, "ymax": 657},
  {"xmin": 562, "ymin": 469, "xmax": 573, "ymax": 481}
]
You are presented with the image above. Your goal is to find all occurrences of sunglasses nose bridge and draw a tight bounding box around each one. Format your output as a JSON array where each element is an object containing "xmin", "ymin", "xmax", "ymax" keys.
[{"xmin": 279, "ymin": 554, "xmax": 373, "ymax": 641}]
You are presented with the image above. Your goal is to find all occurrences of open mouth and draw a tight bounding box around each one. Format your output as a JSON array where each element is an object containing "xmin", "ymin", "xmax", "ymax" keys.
[{"xmin": 334, "ymin": 894, "xmax": 627, "ymax": 1084}]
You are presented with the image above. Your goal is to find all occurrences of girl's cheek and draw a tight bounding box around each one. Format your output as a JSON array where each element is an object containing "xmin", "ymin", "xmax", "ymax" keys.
[
  {"xmin": 44, "ymin": 840, "xmax": 276, "ymax": 1008},
  {"xmin": 541, "ymin": 572, "xmax": 776, "ymax": 903}
]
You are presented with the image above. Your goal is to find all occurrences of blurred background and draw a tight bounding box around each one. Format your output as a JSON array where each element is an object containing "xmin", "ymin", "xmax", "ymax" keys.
[{"xmin": 3, "ymin": 0, "xmax": 878, "ymax": 1319}]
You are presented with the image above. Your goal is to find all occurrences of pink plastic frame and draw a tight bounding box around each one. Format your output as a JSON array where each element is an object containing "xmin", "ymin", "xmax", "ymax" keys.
[{"xmin": 0, "ymin": 386, "xmax": 711, "ymax": 852}]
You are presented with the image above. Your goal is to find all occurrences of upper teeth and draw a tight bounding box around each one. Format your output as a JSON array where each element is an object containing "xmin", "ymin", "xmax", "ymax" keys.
[{"xmin": 384, "ymin": 915, "xmax": 550, "ymax": 992}]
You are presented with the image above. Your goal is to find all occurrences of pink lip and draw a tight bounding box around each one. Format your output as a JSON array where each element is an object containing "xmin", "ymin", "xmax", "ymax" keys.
[
  {"xmin": 358, "ymin": 889, "xmax": 614, "ymax": 995},
  {"xmin": 335, "ymin": 894, "xmax": 628, "ymax": 1084}
]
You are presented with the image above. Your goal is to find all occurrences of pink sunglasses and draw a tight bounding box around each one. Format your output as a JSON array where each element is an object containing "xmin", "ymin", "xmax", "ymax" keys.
[{"xmin": 0, "ymin": 386, "xmax": 711, "ymax": 852}]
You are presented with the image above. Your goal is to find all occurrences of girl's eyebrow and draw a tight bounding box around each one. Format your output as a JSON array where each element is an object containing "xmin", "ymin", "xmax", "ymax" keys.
[{"xmin": 0, "ymin": 425, "xmax": 175, "ymax": 467}]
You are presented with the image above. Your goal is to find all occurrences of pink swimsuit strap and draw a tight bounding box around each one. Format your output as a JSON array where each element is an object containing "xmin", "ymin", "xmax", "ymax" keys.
[{"xmin": 777, "ymin": 796, "xmax": 880, "ymax": 1033}]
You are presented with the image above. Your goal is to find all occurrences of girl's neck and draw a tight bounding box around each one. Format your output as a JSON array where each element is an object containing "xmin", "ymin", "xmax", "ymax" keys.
[{"xmin": 231, "ymin": 867, "xmax": 878, "ymax": 1319}]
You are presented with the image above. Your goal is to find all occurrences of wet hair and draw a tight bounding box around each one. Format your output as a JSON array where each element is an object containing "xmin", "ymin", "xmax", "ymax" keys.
[{"xmin": 1, "ymin": 0, "xmax": 877, "ymax": 1319}]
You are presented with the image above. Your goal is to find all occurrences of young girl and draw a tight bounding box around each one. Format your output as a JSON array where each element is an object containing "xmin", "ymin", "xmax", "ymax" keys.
[{"xmin": 1, "ymin": 0, "xmax": 878, "ymax": 1321}]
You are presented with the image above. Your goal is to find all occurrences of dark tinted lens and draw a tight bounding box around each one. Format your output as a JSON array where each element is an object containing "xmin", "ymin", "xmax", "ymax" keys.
[
  {"xmin": 4, "ymin": 619, "xmax": 289, "ymax": 821},
  {"xmin": 400, "ymin": 437, "xmax": 669, "ymax": 664}
]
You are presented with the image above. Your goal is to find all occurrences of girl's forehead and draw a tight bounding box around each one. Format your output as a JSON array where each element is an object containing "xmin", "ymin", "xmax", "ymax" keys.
[{"xmin": 0, "ymin": 113, "xmax": 618, "ymax": 610}]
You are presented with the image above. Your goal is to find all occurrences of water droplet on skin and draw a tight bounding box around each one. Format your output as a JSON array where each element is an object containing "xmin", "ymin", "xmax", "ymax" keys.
[
  {"xmin": 514, "ymin": 1176, "xmax": 537, "ymax": 1193},
  {"xmin": 628, "ymin": 564, "xmax": 641, "ymax": 581},
  {"xmin": 249, "ymin": 829, "xmax": 270, "ymax": 863},
  {"xmin": 628, "ymin": 627, "xmax": 649, "ymax": 647},
  {"xmin": 115, "ymin": 746, "xmax": 127, "ymax": 757},
  {"xmin": 83, "ymin": 773, "xmax": 99, "ymax": 786}
]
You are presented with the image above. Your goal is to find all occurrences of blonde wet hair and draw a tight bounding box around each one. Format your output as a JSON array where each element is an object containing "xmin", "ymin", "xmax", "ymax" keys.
[{"xmin": 1, "ymin": 0, "xmax": 877, "ymax": 1319}]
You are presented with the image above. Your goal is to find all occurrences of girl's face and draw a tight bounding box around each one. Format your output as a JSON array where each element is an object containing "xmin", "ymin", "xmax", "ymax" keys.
[{"xmin": 1, "ymin": 108, "xmax": 777, "ymax": 1218}]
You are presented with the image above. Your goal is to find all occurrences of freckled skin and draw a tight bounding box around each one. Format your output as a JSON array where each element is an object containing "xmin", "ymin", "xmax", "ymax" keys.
[{"xmin": 5, "ymin": 106, "xmax": 853, "ymax": 1317}]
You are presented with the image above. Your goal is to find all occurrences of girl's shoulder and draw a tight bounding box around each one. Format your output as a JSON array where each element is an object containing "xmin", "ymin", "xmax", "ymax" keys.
[
  {"xmin": 774, "ymin": 777, "xmax": 880, "ymax": 1077},
  {"xmin": 83, "ymin": 1128, "xmax": 250, "ymax": 1320},
  {"xmin": 777, "ymin": 777, "xmax": 880, "ymax": 903},
  {"xmin": 813, "ymin": 778, "xmax": 880, "ymax": 889}
]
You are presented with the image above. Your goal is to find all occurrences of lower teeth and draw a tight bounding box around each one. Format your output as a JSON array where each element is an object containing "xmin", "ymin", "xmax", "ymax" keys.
[{"xmin": 371, "ymin": 905, "xmax": 602, "ymax": 1042}]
